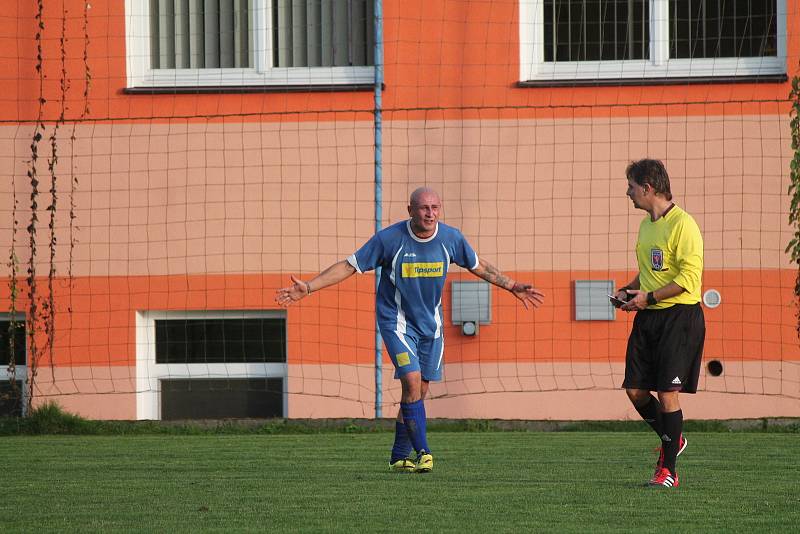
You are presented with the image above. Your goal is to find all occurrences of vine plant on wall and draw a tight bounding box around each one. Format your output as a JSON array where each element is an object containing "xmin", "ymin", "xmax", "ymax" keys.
[
  {"xmin": 6, "ymin": 1, "xmax": 89, "ymax": 414},
  {"xmin": 790, "ymin": 75, "xmax": 800, "ymax": 336}
]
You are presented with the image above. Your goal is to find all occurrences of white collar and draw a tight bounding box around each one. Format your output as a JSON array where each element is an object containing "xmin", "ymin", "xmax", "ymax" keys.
[{"xmin": 406, "ymin": 220, "xmax": 438, "ymax": 243}]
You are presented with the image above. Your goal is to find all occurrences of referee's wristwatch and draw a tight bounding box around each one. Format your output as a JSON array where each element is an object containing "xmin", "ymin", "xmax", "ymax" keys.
[{"xmin": 646, "ymin": 291, "xmax": 657, "ymax": 306}]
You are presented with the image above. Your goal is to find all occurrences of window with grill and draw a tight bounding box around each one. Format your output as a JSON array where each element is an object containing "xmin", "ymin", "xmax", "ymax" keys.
[
  {"xmin": 1, "ymin": 318, "xmax": 26, "ymax": 417},
  {"xmin": 136, "ymin": 311, "xmax": 287, "ymax": 420},
  {"xmin": 154, "ymin": 318, "xmax": 285, "ymax": 364},
  {"xmin": 543, "ymin": 0, "xmax": 650, "ymax": 62},
  {"xmin": 669, "ymin": 1, "xmax": 778, "ymax": 59},
  {"xmin": 127, "ymin": 0, "xmax": 375, "ymax": 88},
  {"xmin": 0, "ymin": 381, "xmax": 24, "ymax": 417},
  {"xmin": 521, "ymin": 0, "xmax": 786, "ymax": 82},
  {"xmin": 160, "ymin": 378, "xmax": 283, "ymax": 419},
  {"xmin": 0, "ymin": 320, "xmax": 25, "ymax": 367}
]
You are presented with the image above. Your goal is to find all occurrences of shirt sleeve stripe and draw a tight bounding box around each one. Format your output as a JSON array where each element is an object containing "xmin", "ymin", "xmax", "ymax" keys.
[{"xmin": 346, "ymin": 254, "xmax": 362, "ymax": 274}]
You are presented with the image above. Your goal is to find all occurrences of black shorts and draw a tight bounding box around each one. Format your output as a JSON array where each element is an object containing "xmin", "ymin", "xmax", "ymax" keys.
[{"xmin": 622, "ymin": 303, "xmax": 705, "ymax": 393}]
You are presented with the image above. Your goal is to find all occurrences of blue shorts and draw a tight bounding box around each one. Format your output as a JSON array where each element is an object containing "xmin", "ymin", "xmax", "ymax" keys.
[{"xmin": 380, "ymin": 329, "xmax": 444, "ymax": 382}]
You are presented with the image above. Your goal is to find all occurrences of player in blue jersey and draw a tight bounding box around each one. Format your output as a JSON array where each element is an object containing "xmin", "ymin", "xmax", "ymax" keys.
[{"xmin": 276, "ymin": 187, "xmax": 544, "ymax": 472}]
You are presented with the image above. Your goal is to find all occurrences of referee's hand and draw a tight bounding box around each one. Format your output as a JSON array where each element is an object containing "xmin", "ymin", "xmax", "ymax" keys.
[{"xmin": 621, "ymin": 290, "xmax": 648, "ymax": 311}]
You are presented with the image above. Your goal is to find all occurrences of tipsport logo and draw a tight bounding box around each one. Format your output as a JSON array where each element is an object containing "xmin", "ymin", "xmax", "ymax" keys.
[{"xmin": 401, "ymin": 262, "xmax": 444, "ymax": 278}]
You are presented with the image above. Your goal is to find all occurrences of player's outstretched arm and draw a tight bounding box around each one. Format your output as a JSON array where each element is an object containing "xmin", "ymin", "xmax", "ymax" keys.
[
  {"xmin": 470, "ymin": 257, "xmax": 545, "ymax": 310},
  {"xmin": 275, "ymin": 260, "xmax": 357, "ymax": 307}
]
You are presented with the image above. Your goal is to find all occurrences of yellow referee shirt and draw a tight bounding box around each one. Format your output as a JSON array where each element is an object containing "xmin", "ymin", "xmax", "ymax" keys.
[{"xmin": 636, "ymin": 204, "xmax": 703, "ymax": 309}]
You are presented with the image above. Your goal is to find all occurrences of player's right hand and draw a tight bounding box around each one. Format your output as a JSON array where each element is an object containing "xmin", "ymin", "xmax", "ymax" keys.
[{"xmin": 275, "ymin": 275, "xmax": 309, "ymax": 307}]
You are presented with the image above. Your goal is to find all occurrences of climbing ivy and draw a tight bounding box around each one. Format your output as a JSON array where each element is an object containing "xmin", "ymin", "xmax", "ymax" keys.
[
  {"xmin": 788, "ymin": 76, "xmax": 800, "ymax": 335},
  {"xmin": 6, "ymin": 1, "xmax": 89, "ymax": 414}
]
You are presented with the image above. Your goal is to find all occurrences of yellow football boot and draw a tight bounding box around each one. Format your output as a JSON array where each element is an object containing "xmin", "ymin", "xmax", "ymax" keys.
[
  {"xmin": 413, "ymin": 452, "xmax": 433, "ymax": 473},
  {"xmin": 389, "ymin": 458, "xmax": 416, "ymax": 472}
]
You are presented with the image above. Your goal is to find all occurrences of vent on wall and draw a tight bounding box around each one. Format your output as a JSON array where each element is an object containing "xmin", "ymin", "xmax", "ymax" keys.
[
  {"xmin": 574, "ymin": 279, "xmax": 616, "ymax": 321},
  {"xmin": 451, "ymin": 281, "xmax": 491, "ymax": 335}
]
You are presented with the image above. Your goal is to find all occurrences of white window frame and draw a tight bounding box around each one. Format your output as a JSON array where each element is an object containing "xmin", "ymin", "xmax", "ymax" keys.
[
  {"xmin": 1, "ymin": 313, "xmax": 28, "ymax": 416},
  {"xmin": 135, "ymin": 310, "xmax": 288, "ymax": 420},
  {"xmin": 519, "ymin": 0, "xmax": 787, "ymax": 82},
  {"xmin": 125, "ymin": 0, "xmax": 374, "ymax": 88}
]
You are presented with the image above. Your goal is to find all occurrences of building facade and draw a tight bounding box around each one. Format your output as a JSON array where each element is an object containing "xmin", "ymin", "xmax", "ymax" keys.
[{"xmin": 1, "ymin": 0, "xmax": 799, "ymax": 420}]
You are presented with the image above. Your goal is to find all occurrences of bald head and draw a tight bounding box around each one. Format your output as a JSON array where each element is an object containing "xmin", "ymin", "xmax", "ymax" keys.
[
  {"xmin": 409, "ymin": 187, "xmax": 441, "ymax": 207},
  {"xmin": 407, "ymin": 187, "xmax": 441, "ymax": 238}
]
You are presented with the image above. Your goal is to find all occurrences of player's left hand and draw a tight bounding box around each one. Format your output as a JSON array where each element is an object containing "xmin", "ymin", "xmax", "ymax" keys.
[
  {"xmin": 621, "ymin": 289, "xmax": 648, "ymax": 311},
  {"xmin": 511, "ymin": 283, "xmax": 545, "ymax": 310}
]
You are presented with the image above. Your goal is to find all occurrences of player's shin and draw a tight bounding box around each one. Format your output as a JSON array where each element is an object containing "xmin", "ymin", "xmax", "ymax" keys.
[
  {"xmin": 634, "ymin": 395, "xmax": 664, "ymax": 436},
  {"xmin": 390, "ymin": 420, "xmax": 414, "ymax": 463},
  {"xmin": 400, "ymin": 399, "xmax": 430, "ymax": 454},
  {"xmin": 661, "ymin": 409, "xmax": 683, "ymax": 475}
]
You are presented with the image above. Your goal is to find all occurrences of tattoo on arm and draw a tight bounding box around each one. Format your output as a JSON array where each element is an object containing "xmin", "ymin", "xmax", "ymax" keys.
[{"xmin": 475, "ymin": 260, "xmax": 514, "ymax": 291}]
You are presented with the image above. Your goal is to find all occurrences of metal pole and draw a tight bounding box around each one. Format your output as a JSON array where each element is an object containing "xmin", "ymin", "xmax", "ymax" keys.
[{"xmin": 373, "ymin": 0, "xmax": 384, "ymax": 419}]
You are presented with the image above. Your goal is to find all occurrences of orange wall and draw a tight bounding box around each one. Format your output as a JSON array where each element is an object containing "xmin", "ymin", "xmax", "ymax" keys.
[
  {"xmin": 4, "ymin": 2, "xmax": 800, "ymax": 419},
  {"xmin": 2, "ymin": 0, "xmax": 797, "ymax": 124},
  {"xmin": 2, "ymin": 269, "xmax": 798, "ymax": 370}
]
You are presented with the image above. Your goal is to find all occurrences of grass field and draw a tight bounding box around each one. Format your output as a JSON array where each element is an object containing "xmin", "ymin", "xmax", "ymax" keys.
[{"xmin": 2, "ymin": 432, "xmax": 798, "ymax": 532}]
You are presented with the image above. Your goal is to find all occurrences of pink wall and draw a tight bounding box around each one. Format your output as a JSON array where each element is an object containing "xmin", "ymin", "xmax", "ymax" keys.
[{"xmin": 4, "ymin": 112, "xmax": 799, "ymax": 420}]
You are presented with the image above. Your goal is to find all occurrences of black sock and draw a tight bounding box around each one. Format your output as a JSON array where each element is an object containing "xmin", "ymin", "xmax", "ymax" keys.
[
  {"xmin": 661, "ymin": 409, "xmax": 683, "ymax": 475},
  {"xmin": 634, "ymin": 395, "xmax": 663, "ymax": 437}
]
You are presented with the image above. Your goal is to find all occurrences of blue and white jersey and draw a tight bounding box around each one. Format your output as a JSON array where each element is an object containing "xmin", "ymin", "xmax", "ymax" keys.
[{"xmin": 347, "ymin": 220, "xmax": 479, "ymax": 339}]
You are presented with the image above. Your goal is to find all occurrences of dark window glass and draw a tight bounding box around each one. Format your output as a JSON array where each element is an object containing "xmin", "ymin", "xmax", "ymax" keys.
[
  {"xmin": 160, "ymin": 378, "xmax": 283, "ymax": 420},
  {"xmin": 0, "ymin": 320, "xmax": 26, "ymax": 366},
  {"xmin": 544, "ymin": 0, "xmax": 649, "ymax": 62},
  {"xmin": 0, "ymin": 381, "xmax": 24, "ymax": 417},
  {"xmin": 670, "ymin": 0, "xmax": 778, "ymax": 59},
  {"xmin": 155, "ymin": 318, "xmax": 286, "ymax": 364}
]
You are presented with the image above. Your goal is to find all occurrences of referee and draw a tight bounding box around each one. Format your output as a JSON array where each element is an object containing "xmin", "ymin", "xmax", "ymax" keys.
[{"xmin": 612, "ymin": 159, "xmax": 705, "ymax": 488}]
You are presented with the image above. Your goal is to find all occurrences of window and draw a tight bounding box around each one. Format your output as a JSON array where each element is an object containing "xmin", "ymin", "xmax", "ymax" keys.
[
  {"xmin": 126, "ymin": 0, "xmax": 375, "ymax": 88},
  {"xmin": 155, "ymin": 318, "xmax": 285, "ymax": 364},
  {"xmin": 520, "ymin": 0, "xmax": 786, "ymax": 82},
  {"xmin": 160, "ymin": 378, "xmax": 283, "ymax": 419},
  {"xmin": 0, "ymin": 316, "xmax": 26, "ymax": 417},
  {"xmin": 136, "ymin": 311, "xmax": 287, "ymax": 420}
]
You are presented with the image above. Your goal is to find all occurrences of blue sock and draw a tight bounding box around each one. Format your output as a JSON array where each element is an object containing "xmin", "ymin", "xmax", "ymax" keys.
[
  {"xmin": 400, "ymin": 399, "xmax": 430, "ymax": 455},
  {"xmin": 390, "ymin": 421, "xmax": 414, "ymax": 463}
]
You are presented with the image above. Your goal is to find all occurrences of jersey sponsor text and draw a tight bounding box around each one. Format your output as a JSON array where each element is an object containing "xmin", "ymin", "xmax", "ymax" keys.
[{"xmin": 402, "ymin": 262, "xmax": 444, "ymax": 278}]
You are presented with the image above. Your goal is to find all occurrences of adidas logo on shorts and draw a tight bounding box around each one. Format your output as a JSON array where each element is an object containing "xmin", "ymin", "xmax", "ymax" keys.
[{"xmin": 671, "ymin": 376, "xmax": 681, "ymax": 385}]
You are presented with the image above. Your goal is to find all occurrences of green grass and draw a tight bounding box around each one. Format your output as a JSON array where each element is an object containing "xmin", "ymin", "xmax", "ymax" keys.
[{"xmin": 2, "ymin": 432, "xmax": 798, "ymax": 532}]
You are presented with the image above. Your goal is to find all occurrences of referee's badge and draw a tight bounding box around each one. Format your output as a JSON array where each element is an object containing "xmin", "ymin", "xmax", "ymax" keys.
[{"xmin": 650, "ymin": 248, "xmax": 664, "ymax": 271}]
